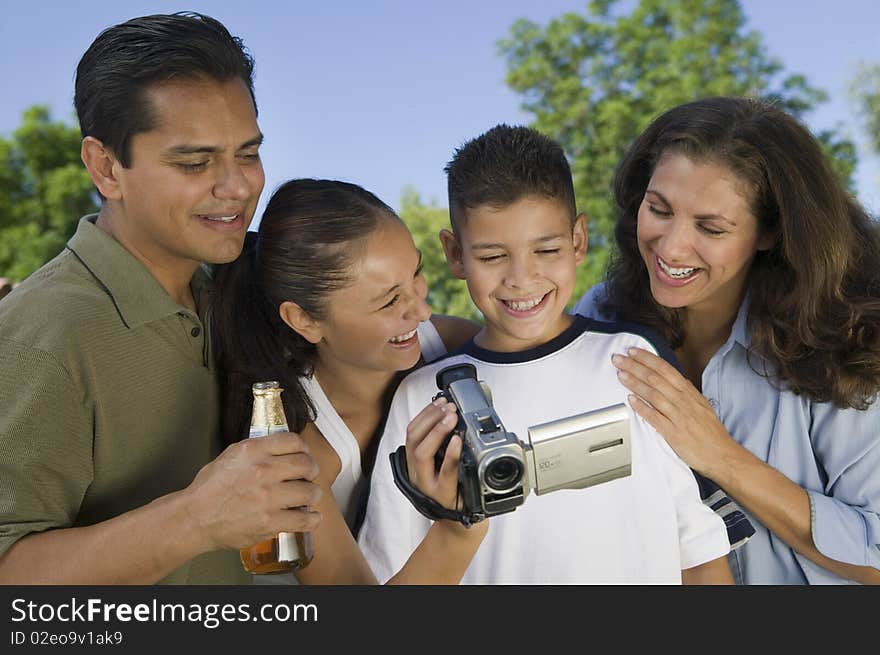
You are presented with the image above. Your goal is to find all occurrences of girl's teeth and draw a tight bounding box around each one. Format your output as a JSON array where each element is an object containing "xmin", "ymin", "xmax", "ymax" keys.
[{"xmin": 389, "ymin": 329, "xmax": 417, "ymax": 343}]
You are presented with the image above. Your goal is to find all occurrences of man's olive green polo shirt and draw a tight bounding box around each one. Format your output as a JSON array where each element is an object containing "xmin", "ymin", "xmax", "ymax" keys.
[{"xmin": 0, "ymin": 216, "xmax": 248, "ymax": 584}]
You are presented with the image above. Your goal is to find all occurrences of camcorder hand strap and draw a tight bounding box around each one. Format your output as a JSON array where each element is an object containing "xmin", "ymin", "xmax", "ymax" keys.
[{"xmin": 389, "ymin": 446, "xmax": 481, "ymax": 528}]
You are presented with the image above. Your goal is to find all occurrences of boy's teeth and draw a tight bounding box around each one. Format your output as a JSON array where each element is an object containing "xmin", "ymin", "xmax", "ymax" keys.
[
  {"xmin": 389, "ymin": 329, "xmax": 417, "ymax": 343},
  {"xmin": 658, "ymin": 257, "xmax": 697, "ymax": 278},
  {"xmin": 505, "ymin": 295, "xmax": 543, "ymax": 311}
]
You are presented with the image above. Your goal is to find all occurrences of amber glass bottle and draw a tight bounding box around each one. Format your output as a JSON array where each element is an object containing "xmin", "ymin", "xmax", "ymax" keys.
[{"xmin": 239, "ymin": 381, "xmax": 314, "ymax": 574}]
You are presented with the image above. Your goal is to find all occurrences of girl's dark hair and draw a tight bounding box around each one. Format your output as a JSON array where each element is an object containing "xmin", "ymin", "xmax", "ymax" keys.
[
  {"xmin": 211, "ymin": 179, "xmax": 399, "ymax": 442},
  {"xmin": 604, "ymin": 96, "xmax": 880, "ymax": 409}
]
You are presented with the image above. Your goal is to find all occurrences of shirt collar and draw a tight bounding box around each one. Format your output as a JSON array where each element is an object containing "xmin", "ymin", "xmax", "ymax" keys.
[
  {"xmin": 729, "ymin": 291, "xmax": 751, "ymax": 348},
  {"xmin": 706, "ymin": 291, "xmax": 752, "ymax": 366},
  {"xmin": 66, "ymin": 215, "xmax": 209, "ymax": 328}
]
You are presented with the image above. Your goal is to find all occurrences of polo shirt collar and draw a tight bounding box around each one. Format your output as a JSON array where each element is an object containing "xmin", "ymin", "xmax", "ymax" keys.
[{"xmin": 66, "ymin": 215, "xmax": 205, "ymax": 329}]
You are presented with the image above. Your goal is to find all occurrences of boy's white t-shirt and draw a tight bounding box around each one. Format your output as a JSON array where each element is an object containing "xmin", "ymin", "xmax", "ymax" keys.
[{"xmin": 358, "ymin": 316, "xmax": 730, "ymax": 584}]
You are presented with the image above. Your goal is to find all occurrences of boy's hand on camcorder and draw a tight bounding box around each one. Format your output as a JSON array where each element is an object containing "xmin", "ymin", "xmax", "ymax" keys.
[{"xmin": 405, "ymin": 397, "xmax": 463, "ymax": 511}]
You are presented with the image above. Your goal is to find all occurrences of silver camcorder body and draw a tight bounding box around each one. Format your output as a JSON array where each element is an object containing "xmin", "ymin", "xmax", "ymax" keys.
[{"xmin": 435, "ymin": 363, "xmax": 632, "ymax": 521}]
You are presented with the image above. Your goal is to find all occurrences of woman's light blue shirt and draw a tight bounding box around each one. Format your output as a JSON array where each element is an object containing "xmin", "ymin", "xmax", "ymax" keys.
[{"xmin": 574, "ymin": 284, "xmax": 880, "ymax": 584}]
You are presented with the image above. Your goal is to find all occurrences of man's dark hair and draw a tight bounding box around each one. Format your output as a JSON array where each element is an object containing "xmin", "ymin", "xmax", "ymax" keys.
[
  {"xmin": 444, "ymin": 124, "xmax": 576, "ymax": 233},
  {"xmin": 74, "ymin": 12, "xmax": 256, "ymax": 167}
]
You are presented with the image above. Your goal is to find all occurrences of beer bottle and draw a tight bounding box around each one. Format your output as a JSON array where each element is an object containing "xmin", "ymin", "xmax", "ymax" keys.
[{"xmin": 240, "ymin": 381, "xmax": 314, "ymax": 574}]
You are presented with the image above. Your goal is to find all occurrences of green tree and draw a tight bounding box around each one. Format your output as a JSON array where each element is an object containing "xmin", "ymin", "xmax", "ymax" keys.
[
  {"xmin": 851, "ymin": 63, "xmax": 880, "ymax": 156},
  {"xmin": 0, "ymin": 105, "xmax": 98, "ymax": 282},
  {"xmin": 499, "ymin": 0, "xmax": 855, "ymax": 299},
  {"xmin": 397, "ymin": 187, "xmax": 480, "ymax": 321}
]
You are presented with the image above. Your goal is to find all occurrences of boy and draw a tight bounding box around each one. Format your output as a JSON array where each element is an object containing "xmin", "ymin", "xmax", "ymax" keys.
[{"xmin": 358, "ymin": 124, "xmax": 733, "ymax": 583}]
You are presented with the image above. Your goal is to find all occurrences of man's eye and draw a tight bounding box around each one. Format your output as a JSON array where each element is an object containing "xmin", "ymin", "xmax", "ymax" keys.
[{"xmin": 178, "ymin": 162, "xmax": 208, "ymax": 172}]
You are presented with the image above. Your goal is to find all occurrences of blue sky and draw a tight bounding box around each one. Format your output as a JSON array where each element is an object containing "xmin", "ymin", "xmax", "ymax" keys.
[{"xmin": 2, "ymin": 0, "xmax": 879, "ymax": 226}]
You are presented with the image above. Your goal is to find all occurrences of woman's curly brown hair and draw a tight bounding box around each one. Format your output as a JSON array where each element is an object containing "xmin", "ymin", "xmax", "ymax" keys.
[{"xmin": 602, "ymin": 96, "xmax": 880, "ymax": 409}]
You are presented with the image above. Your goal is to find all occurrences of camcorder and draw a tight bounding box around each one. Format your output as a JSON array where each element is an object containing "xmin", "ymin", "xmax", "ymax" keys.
[{"xmin": 390, "ymin": 362, "xmax": 632, "ymax": 526}]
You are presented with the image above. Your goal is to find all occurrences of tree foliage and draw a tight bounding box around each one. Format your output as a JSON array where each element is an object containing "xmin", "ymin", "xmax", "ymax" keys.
[
  {"xmin": 851, "ymin": 63, "xmax": 880, "ymax": 157},
  {"xmin": 0, "ymin": 106, "xmax": 98, "ymax": 281},
  {"xmin": 397, "ymin": 187, "xmax": 481, "ymax": 321},
  {"xmin": 498, "ymin": 0, "xmax": 856, "ymax": 299}
]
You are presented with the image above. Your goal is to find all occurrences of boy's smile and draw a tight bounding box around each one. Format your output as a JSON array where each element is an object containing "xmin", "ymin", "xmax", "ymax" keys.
[
  {"xmin": 499, "ymin": 290, "xmax": 552, "ymax": 316},
  {"xmin": 441, "ymin": 195, "xmax": 587, "ymax": 353}
]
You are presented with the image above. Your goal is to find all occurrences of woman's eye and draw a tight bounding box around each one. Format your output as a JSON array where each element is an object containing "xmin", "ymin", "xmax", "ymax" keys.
[
  {"xmin": 647, "ymin": 204, "xmax": 672, "ymax": 217},
  {"xmin": 699, "ymin": 225, "xmax": 725, "ymax": 236},
  {"xmin": 381, "ymin": 295, "xmax": 400, "ymax": 310}
]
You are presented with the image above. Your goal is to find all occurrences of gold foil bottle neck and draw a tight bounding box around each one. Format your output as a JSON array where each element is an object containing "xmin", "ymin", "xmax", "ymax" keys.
[{"xmin": 250, "ymin": 381, "xmax": 288, "ymax": 434}]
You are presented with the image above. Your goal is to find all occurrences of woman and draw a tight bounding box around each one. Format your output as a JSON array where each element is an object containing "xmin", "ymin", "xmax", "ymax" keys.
[
  {"xmin": 212, "ymin": 178, "xmax": 485, "ymax": 584},
  {"xmin": 575, "ymin": 96, "xmax": 880, "ymax": 584}
]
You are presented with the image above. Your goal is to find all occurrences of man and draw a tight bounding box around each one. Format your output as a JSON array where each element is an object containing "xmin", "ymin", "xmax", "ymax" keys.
[{"xmin": 0, "ymin": 12, "xmax": 320, "ymax": 584}]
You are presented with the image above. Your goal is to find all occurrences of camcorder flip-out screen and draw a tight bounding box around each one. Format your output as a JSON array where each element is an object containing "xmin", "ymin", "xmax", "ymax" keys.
[{"xmin": 525, "ymin": 404, "xmax": 631, "ymax": 495}]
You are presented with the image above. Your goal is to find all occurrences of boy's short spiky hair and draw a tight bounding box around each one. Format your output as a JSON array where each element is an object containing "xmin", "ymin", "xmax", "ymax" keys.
[{"xmin": 444, "ymin": 124, "xmax": 577, "ymax": 233}]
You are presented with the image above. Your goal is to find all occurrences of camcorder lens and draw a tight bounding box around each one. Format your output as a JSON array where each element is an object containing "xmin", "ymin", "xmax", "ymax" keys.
[{"xmin": 484, "ymin": 456, "xmax": 524, "ymax": 492}]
